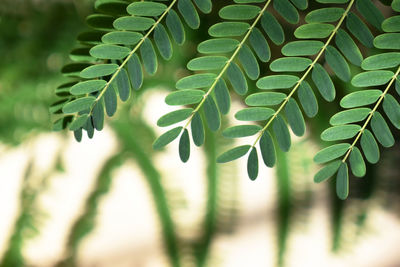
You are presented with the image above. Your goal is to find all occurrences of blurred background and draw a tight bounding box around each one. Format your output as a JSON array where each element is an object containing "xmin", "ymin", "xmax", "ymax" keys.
[{"xmin": 1, "ymin": 0, "xmax": 400, "ymax": 266}]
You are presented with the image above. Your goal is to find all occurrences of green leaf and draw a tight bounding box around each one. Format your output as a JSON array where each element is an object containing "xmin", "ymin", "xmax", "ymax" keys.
[
  {"xmin": 50, "ymin": 98, "xmax": 70, "ymax": 114},
  {"xmin": 69, "ymin": 114, "xmax": 89, "ymax": 131},
  {"xmin": 140, "ymin": 38, "xmax": 158, "ymax": 75},
  {"xmin": 312, "ymin": 63, "xmax": 335, "ymax": 102},
  {"xmin": 113, "ymin": 16, "xmax": 155, "ymax": 31},
  {"xmin": 153, "ymin": 126, "xmax": 183, "ymax": 150},
  {"xmin": 176, "ymin": 73, "xmax": 216, "ymax": 89},
  {"xmin": 397, "ymin": 79, "xmax": 400, "ymax": 96},
  {"xmin": 214, "ymin": 79, "xmax": 230, "ymax": 115},
  {"xmin": 383, "ymin": 94, "xmax": 400, "ymax": 129},
  {"xmin": 314, "ymin": 160, "xmax": 341, "ymax": 183},
  {"xmin": 335, "ymin": 29, "xmax": 363, "ymax": 66},
  {"xmin": 305, "ymin": 8, "xmax": 344, "ymax": 23},
  {"xmin": 77, "ymin": 31, "xmax": 103, "ymax": 44},
  {"xmin": 314, "ymin": 143, "xmax": 350, "ymax": 164},
  {"xmin": 90, "ymin": 44, "xmax": 130, "ymax": 60},
  {"xmin": 356, "ymin": 0, "xmax": 384, "ymax": 31},
  {"xmin": 193, "ymin": 0, "xmax": 212, "ymax": 13},
  {"xmin": 290, "ymin": 0, "xmax": 307, "ymax": 10},
  {"xmin": 127, "ymin": 54, "xmax": 143, "ymax": 90},
  {"xmin": 102, "ymin": 31, "xmax": 143, "ymax": 45},
  {"xmin": 371, "ymin": 111, "xmax": 394, "ymax": 148},
  {"xmin": 95, "ymin": 0, "xmax": 128, "ymax": 15},
  {"xmin": 336, "ymin": 162, "xmax": 349, "ymax": 200},
  {"xmin": 261, "ymin": 12, "xmax": 285, "ymax": 45},
  {"xmin": 223, "ymin": 125, "xmax": 261, "ymax": 138},
  {"xmin": 249, "ymin": 27, "xmax": 271, "ymax": 62},
  {"xmin": 86, "ymin": 14, "xmax": 114, "ymax": 30},
  {"xmin": 80, "ymin": 64, "xmax": 118, "ymax": 79},
  {"xmin": 83, "ymin": 117, "xmax": 94, "ymax": 139},
  {"xmin": 340, "ymin": 90, "xmax": 382, "ymax": 108},
  {"xmin": 69, "ymin": 47, "xmax": 94, "ymax": 62},
  {"xmin": 104, "ymin": 85, "xmax": 117, "ymax": 117},
  {"xmin": 204, "ymin": 96, "xmax": 220, "ymax": 131},
  {"xmin": 270, "ymin": 57, "xmax": 311, "ymax": 72},
  {"xmin": 166, "ymin": 9, "xmax": 185, "ymax": 45},
  {"xmin": 374, "ymin": 33, "xmax": 400, "ymax": 50},
  {"xmin": 74, "ymin": 129, "xmax": 82, "ymax": 142},
  {"xmin": 165, "ymin": 89, "xmax": 204, "ymax": 105},
  {"xmin": 352, "ymin": 70, "xmax": 394, "ymax": 87},
  {"xmin": 235, "ymin": 107, "xmax": 274, "ymax": 121},
  {"xmin": 76, "ymin": 30, "xmax": 102, "ymax": 45},
  {"xmin": 157, "ymin": 108, "xmax": 193, "ymax": 127},
  {"xmin": 179, "ymin": 129, "xmax": 190, "ymax": 162},
  {"xmin": 53, "ymin": 116, "xmax": 73, "ymax": 131},
  {"xmin": 285, "ymin": 98, "xmax": 305, "ymax": 136},
  {"xmin": 127, "ymin": 2, "xmax": 167, "ymax": 16},
  {"xmin": 70, "ymin": 80, "xmax": 106, "ymax": 95},
  {"xmin": 393, "ymin": 0, "xmax": 400, "ymax": 12},
  {"xmin": 227, "ymin": 62, "xmax": 248, "ymax": 95},
  {"xmin": 247, "ymin": 147, "xmax": 259, "ymax": 180},
  {"xmin": 217, "ymin": 145, "xmax": 251, "ymax": 163},
  {"xmin": 219, "ymin": 4, "xmax": 261, "ymax": 20},
  {"xmin": 92, "ymin": 101, "xmax": 104, "ymax": 131},
  {"xmin": 317, "ymin": 0, "xmax": 350, "ymax": 4},
  {"xmin": 154, "ymin": 24, "xmax": 172, "ymax": 60},
  {"xmin": 281, "ymin": 41, "xmax": 324, "ymax": 56},
  {"xmin": 349, "ymin": 147, "xmax": 366, "ymax": 177},
  {"xmin": 273, "ymin": 0, "xmax": 299, "ymax": 24},
  {"xmin": 325, "ymin": 45, "xmax": 351, "ymax": 82},
  {"xmin": 273, "ymin": 115, "xmax": 291, "ymax": 152},
  {"xmin": 191, "ymin": 113, "xmax": 204, "ymax": 146},
  {"xmin": 361, "ymin": 53, "xmax": 400, "ymax": 71},
  {"xmin": 346, "ymin": 12, "xmax": 374, "ymax": 48},
  {"xmin": 62, "ymin": 97, "xmax": 96, "ymax": 114},
  {"xmin": 294, "ymin": 23, "xmax": 334, "ymax": 39},
  {"xmin": 382, "ymin": 15, "xmax": 400, "ymax": 33},
  {"xmin": 257, "ymin": 75, "xmax": 299, "ymax": 90},
  {"xmin": 259, "ymin": 131, "xmax": 276, "ymax": 167},
  {"xmin": 116, "ymin": 68, "xmax": 130, "ymax": 101},
  {"xmin": 209, "ymin": 22, "xmax": 249, "ymax": 37},
  {"xmin": 187, "ymin": 56, "xmax": 227, "ymax": 71},
  {"xmin": 297, "ymin": 81, "xmax": 318, "ymax": 118},
  {"xmin": 321, "ymin": 125, "xmax": 360, "ymax": 141},
  {"xmin": 245, "ymin": 92, "xmax": 287, "ymax": 106},
  {"xmin": 197, "ymin": 38, "xmax": 239, "ymax": 54},
  {"xmin": 238, "ymin": 44, "xmax": 259, "ymax": 80},
  {"xmin": 56, "ymin": 82, "xmax": 76, "ymax": 97},
  {"xmin": 330, "ymin": 108, "xmax": 371, "ymax": 126},
  {"xmin": 360, "ymin": 129, "xmax": 380, "ymax": 164},
  {"xmin": 178, "ymin": 0, "xmax": 200, "ymax": 29}
]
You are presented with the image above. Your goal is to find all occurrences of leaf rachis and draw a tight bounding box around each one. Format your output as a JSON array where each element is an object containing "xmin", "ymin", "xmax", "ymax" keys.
[
  {"xmin": 182, "ymin": 0, "xmax": 273, "ymax": 131},
  {"xmin": 341, "ymin": 66, "xmax": 400, "ymax": 163},
  {"xmin": 88, "ymin": 0, "xmax": 179, "ymax": 116},
  {"xmin": 250, "ymin": 0, "xmax": 356, "ymax": 149}
]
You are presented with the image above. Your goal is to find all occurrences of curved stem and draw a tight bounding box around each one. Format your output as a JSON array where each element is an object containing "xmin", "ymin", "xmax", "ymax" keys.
[
  {"xmin": 251, "ymin": 0, "xmax": 355, "ymax": 148},
  {"xmin": 89, "ymin": 0, "xmax": 178, "ymax": 115},
  {"xmin": 341, "ymin": 66, "xmax": 400, "ymax": 162},
  {"xmin": 183, "ymin": 0, "xmax": 273, "ymax": 130}
]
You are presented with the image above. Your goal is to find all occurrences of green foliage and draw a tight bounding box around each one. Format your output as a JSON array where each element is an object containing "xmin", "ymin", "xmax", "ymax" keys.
[
  {"xmin": 52, "ymin": 0, "xmax": 211, "ymax": 141},
  {"xmin": 52, "ymin": 0, "xmax": 400, "ymax": 200},
  {"xmin": 315, "ymin": 11, "xmax": 400, "ymax": 199}
]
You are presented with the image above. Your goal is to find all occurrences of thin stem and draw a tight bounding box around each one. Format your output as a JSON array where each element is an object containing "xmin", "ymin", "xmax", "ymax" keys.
[
  {"xmin": 89, "ymin": 0, "xmax": 178, "ymax": 115},
  {"xmin": 341, "ymin": 66, "xmax": 400, "ymax": 162},
  {"xmin": 183, "ymin": 0, "xmax": 273, "ymax": 130},
  {"xmin": 251, "ymin": 0, "xmax": 355, "ymax": 148}
]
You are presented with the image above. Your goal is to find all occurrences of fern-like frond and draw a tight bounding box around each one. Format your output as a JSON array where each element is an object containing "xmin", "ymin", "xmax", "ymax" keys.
[
  {"xmin": 217, "ymin": 0, "xmax": 388, "ymax": 181},
  {"xmin": 51, "ymin": 0, "xmax": 211, "ymax": 141},
  {"xmin": 154, "ymin": 0, "xmax": 305, "ymax": 161},
  {"xmin": 313, "ymin": 11, "xmax": 400, "ymax": 199}
]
